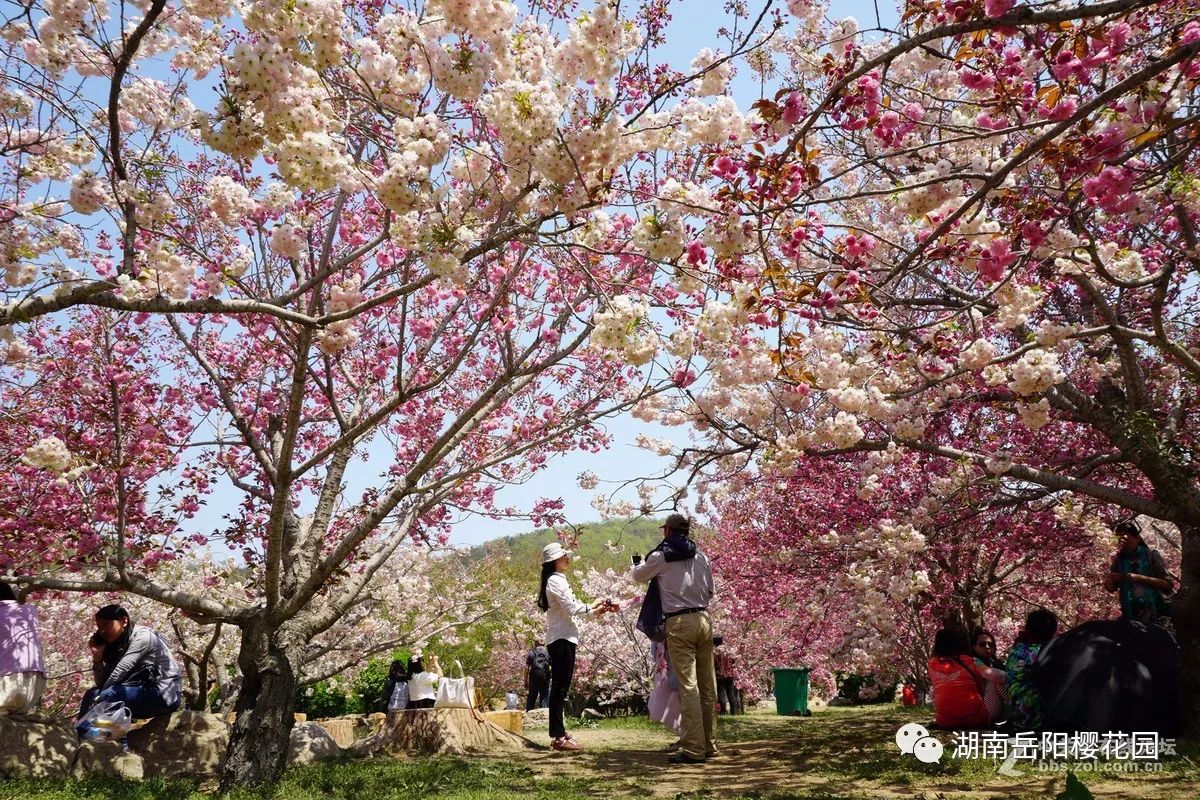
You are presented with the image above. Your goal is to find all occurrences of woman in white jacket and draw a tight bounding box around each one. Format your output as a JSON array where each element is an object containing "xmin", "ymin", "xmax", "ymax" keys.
[{"xmin": 537, "ymin": 542, "xmax": 614, "ymax": 751}]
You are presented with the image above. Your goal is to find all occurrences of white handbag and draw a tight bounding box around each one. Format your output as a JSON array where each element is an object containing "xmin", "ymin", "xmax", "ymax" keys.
[{"xmin": 434, "ymin": 660, "xmax": 475, "ymax": 709}]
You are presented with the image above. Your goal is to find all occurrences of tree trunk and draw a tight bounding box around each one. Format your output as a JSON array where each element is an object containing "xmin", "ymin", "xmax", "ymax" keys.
[
  {"xmin": 1176, "ymin": 523, "xmax": 1200, "ymax": 740},
  {"xmin": 192, "ymin": 653, "xmax": 211, "ymax": 711},
  {"xmin": 961, "ymin": 589, "xmax": 986, "ymax": 636},
  {"xmin": 218, "ymin": 619, "xmax": 299, "ymax": 790}
]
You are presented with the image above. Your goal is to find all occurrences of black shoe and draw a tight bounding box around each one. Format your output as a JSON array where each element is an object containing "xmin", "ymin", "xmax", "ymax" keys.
[{"xmin": 668, "ymin": 752, "xmax": 706, "ymax": 764}]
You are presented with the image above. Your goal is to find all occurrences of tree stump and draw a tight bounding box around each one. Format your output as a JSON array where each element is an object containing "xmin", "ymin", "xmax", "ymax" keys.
[{"xmin": 352, "ymin": 708, "xmax": 537, "ymax": 757}]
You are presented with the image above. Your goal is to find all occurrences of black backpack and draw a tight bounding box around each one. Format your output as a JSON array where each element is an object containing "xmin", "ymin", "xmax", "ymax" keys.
[
  {"xmin": 636, "ymin": 535, "xmax": 698, "ymax": 643},
  {"xmin": 530, "ymin": 647, "xmax": 550, "ymax": 681},
  {"xmin": 636, "ymin": 578, "xmax": 667, "ymax": 643}
]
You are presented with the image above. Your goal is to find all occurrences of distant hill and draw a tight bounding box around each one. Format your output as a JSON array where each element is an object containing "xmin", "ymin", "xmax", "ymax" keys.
[{"xmin": 471, "ymin": 517, "xmax": 663, "ymax": 572}]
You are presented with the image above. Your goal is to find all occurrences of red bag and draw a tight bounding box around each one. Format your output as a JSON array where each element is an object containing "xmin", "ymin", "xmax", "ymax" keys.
[{"xmin": 902, "ymin": 684, "xmax": 917, "ymax": 706}]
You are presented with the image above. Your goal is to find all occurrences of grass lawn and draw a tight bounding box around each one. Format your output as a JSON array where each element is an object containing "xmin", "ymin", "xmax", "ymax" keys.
[
  {"xmin": 3, "ymin": 704, "xmax": 1197, "ymax": 800},
  {"xmin": 0, "ymin": 759, "xmax": 592, "ymax": 800}
]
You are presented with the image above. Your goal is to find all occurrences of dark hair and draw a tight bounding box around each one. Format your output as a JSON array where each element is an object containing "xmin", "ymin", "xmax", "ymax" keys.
[
  {"xmin": 406, "ymin": 656, "xmax": 424, "ymax": 675},
  {"xmin": 971, "ymin": 629, "xmax": 995, "ymax": 644},
  {"xmin": 1023, "ymin": 608, "xmax": 1058, "ymax": 644},
  {"xmin": 932, "ymin": 628, "xmax": 969, "ymax": 659},
  {"xmin": 536, "ymin": 561, "xmax": 556, "ymax": 612},
  {"xmin": 389, "ymin": 659, "xmax": 407, "ymax": 681},
  {"xmin": 0, "ymin": 581, "xmax": 15, "ymax": 602},
  {"xmin": 95, "ymin": 604, "xmax": 131, "ymax": 623},
  {"xmin": 1114, "ymin": 519, "xmax": 1142, "ymax": 537},
  {"xmin": 92, "ymin": 608, "xmax": 135, "ymax": 681}
]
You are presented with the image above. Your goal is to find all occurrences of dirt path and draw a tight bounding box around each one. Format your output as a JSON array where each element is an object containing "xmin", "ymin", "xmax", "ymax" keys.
[{"xmin": 513, "ymin": 706, "xmax": 1200, "ymax": 799}]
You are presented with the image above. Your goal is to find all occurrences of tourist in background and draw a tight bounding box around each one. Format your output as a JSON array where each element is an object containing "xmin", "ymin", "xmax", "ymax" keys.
[
  {"xmin": 1005, "ymin": 608, "xmax": 1058, "ymax": 730},
  {"xmin": 383, "ymin": 658, "xmax": 409, "ymax": 713},
  {"xmin": 525, "ymin": 639, "xmax": 551, "ymax": 711},
  {"xmin": 78, "ymin": 604, "xmax": 181, "ymax": 723},
  {"xmin": 928, "ymin": 628, "xmax": 990, "ymax": 729},
  {"xmin": 969, "ymin": 629, "xmax": 1008, "ymax": 723},
  {"xmin": 0, "ymin": 581, "xmax": 46, "ymax": 714},
  {"xmin": 406, "ymin": 654, "xmax": 441, "ymax": 710},
  {"xmin": 713, "ymin": 636, "xmax": 741, "ymax": 715},
  {"xmin": 1105, "ymin": 519, "xmax": 1175, "ymax": 631}
]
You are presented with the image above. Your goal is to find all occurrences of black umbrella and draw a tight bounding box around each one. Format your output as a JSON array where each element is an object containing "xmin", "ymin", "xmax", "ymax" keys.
[{"xmin": 1031, "ymin": 619, "xmax": 1179, "ymax": 734}]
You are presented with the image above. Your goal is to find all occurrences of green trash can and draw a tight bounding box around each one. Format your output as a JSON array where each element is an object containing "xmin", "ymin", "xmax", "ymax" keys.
[{"xmin": 772, "ymin": 667, "xmax": 812, "ymax": 716}]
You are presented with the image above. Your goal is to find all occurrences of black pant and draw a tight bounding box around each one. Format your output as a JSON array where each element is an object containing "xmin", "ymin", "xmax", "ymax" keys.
[
  {"xmin": 408, "ymin": 698, "xmax": 435, "ymax": 709},
  {"xmin": 526, "ymin": 677, "xmax": 549, "ymax": 711},
  {"xmin": 717, "ymin": 678, "xmax": 740, "ymax": 715},
  {"xmin": 548, "ymin": 639, "xmax": 576, "ymax": 738}
]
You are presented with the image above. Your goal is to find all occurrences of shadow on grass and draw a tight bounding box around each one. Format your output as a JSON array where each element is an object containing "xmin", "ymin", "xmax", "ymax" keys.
[
  {"xmin": 0, "ymin": 758, "xmax": 599, "ymax": 800},
  {"xmin": 580, "ymin": 705, "xmax": 1200, "ymax": 799}
]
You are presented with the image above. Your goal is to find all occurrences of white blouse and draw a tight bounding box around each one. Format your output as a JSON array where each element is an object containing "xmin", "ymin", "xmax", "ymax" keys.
[
  {"xmin": 408, "ymin": 671, "xmax": 439, "ymax": 702},
  {"xmin": 545, "ymin": 572, "xmax": 596, "ymax": 645}
]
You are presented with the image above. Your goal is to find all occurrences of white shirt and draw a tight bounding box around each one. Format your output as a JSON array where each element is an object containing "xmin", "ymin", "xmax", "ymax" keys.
[
  {"xmin": 408, "ymin": 671, "xmax": 438, "ymax": 701},
  {"xmin": 631, "ymin": 549, "xmax": 715, "ymax": 614},
  {"xmin": 545, "ymin": 572, "xmax": 595, "ymax": 645}
]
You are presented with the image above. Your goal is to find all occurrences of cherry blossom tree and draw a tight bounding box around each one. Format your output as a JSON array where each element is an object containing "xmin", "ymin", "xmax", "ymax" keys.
[
  {"xmin": 0, "ymin": 0, "xmax": 785, "ymax": 785},
  {"xmin": 574, "ymin": 567, "xmax": 655, "ymax": 706},
  {"xmin": 700, "ymin": 448, "xmax": 1116, "ymax": 696},
  {"xmin": 616, "ymin": 0, "xmax": 1200, "ymax": 732}
]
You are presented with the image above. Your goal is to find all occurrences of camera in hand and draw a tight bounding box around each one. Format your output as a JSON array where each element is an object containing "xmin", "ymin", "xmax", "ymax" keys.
[{"xmin": 632, "ymin": 554, "xmax": 642, "ymax": 566}]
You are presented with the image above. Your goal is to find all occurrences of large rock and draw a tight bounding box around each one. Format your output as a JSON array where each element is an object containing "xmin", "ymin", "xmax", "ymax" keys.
[
  {"xmin": 72, "ymin": 740, "xmax": 144, "ymax": 780},
  {"xmin": 353, "ymin": 708, "xmax": 537, "ymax": 757},
  {"xmin": 288, "ymin": 721, "xmax": 343, "ymax": 765},
  {"xmin": 127, "ymin": 711, "xmax": 229, "ymax": 779},
  {"xmin": 0, "ymin": 714, "xmax": 77, "ymax": 779}
]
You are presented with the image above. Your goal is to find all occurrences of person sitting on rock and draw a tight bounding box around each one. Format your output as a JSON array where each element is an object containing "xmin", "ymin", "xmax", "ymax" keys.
[
  {"xmin": 383, "ymin": 659, "xmax": 409, "ymax": 713},
  {"xmin": 406, "ymin": 653, "xmax": 441, "ymax": 710},
  {"xmin": 77, "ymin": 604, "xmax": 182, "ymax": 726},
  {"xmin": 0, "ymin": 581, "xmax": 47, "ymax": 714}
]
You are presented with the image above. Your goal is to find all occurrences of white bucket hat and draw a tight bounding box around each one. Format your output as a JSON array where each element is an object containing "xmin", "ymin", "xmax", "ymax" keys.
[{"xmin": 541, "ymin": 542, "xmax": 573, "ymax": 564}]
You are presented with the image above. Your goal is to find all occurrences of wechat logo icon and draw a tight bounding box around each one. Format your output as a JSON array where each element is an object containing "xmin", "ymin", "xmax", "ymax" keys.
[{"xmin": 894, "ymin": 723, "xmax": 944, "ymax": 764}]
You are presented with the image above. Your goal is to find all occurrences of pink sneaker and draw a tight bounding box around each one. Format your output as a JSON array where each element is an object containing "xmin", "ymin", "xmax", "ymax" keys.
[{"xmin": 552, "ymin": 735, "xmax": 583, "ymax": 751}]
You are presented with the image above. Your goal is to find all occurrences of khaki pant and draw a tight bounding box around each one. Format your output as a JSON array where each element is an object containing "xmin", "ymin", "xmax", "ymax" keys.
[{"xmin": 666, "ymin": 611, "xmax": 716, "ymax": 759}]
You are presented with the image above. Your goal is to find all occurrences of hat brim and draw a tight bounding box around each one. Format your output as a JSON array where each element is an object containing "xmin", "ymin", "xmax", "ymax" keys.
[{"xmin": 541, "ymin": 548, "xmax": 574, "ymax": 563}]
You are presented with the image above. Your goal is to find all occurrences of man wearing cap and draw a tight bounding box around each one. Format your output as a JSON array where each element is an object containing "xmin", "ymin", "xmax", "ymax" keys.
[{"xmin": 631, "ymin": 513, "xmax": 716, "ymax": 764}]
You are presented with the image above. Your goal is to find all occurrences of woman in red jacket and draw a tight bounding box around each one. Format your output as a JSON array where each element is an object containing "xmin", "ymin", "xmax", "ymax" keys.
[{"xmin": 928, "ymin": 628, "xmax": 991, "ymax": 729}]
